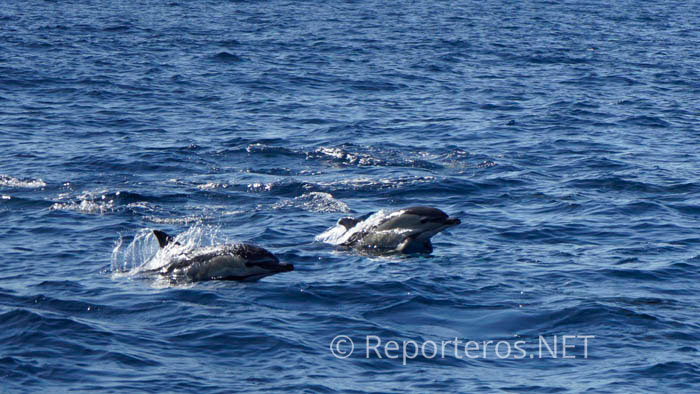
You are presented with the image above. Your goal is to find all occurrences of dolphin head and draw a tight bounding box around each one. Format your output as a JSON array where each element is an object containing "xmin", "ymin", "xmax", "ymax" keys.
[
  {"xmin": 240, "ymin": 245, "xmax": 294, "ymax": 275},
  {"xmin": 372, "ymin": 206, "xmax": 460, "ymax": 253},
  {"xmin": 376, "ymin": 206, "xmax": 460, "ymax": 234}
]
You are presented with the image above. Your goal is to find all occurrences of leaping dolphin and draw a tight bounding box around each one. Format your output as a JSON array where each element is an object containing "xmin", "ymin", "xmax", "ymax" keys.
[
  {"xmin": 148, "ymin": 230, "xmax": 293, "ymax": 282},
  {"xmin": 320, "ymin": 206, "xmax": 460, "ymax": 254}
]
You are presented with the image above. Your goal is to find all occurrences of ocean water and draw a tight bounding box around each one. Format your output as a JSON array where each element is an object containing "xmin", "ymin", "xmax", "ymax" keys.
[{"xmin": 1, "ymin": 0, "xmax": 699, "ymax": 392}]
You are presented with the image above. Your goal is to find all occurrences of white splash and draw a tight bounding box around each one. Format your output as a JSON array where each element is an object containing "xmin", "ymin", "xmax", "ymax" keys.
[
  {"xmin": 247, "ymin": 182, "xmax": 273, "ymax": 192},
  {"xmin": 144, "ymin": 215, "xmax": 206, "ymax": 225},
  {"xmin": 111, "ymin": 225, "xmax": 228, "ymax": 275},
  {"xmin": 197, "ymin": 182, "xmax": 231, "ymax": 190},
  {"xmin": 51, "ymin": 199, "xmax": 114, "ymax": 214},
  {"xmin": 315, "ymin": 175, "xmax": 436, "ymax": 191},
  {"xmin": 0, "ymin": 174, "xmax": 47, "ymax": 188},
  {"xmin": 50, "ymin": 191, "xmax": 115, "ymax": 214},
  {"xmin": 273, "ymin": 192, "xmax": 350, "ymax": 213},
  {"xmin": 309, "ymin": 146, "xmax": 386, "ymax": 166}
]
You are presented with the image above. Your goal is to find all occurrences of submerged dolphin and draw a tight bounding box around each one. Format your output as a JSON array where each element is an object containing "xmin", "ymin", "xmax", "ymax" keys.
[
  {"xmin": 148, "ymin": 230, "xmax": 293, "ymax": 282},
  {"xmin": 328, "ymin": 206, "xmax": 460, "ymax": 254}
]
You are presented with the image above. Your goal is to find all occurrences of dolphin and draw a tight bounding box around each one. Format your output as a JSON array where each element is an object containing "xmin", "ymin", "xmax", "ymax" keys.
[
  {"xmin": 327, "ymin": 206, "xmax": 460, "ymax": 254},
  {"xmin": 148, "ymin": 230, "xmax": 293, "ymax": 282}
]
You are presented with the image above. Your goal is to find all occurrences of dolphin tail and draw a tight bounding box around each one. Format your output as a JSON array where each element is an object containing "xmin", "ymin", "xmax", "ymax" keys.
[{"xmin": 152, "ymin": 230, "xmax": 178, "ymax": 248}]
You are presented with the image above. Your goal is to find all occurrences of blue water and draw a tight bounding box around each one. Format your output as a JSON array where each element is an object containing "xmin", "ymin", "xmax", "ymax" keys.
[{"xmin": 1, "ymin": 0, "xmax": 699, "ymax": 392}]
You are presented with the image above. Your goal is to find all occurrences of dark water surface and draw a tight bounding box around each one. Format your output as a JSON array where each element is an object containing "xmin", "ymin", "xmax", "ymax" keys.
[{"xmin": 1, "ymin": 0, "xmax": 699, "ymax": 392}]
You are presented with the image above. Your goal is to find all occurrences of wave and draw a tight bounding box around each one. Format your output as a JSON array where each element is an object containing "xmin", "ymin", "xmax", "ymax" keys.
[
  {"xmin": 246, "ymin": 175, "xmax": 440, "ymax": 198},
  {"xmin": 50, "ymin": 199, "xmax": 115, "ymax": 214},
  {"xmin": 48, "ymin": 189, "xmax": 191, "ymax": 216},
  {"xmin": 0, "ymin": 174, "xmax": 47, "ymax": 189},
  {"xmin": 272, "ymin": 192, "xmax": 350, "ymax": 213},
  {"xmin": 240, "ymin": 142, "xmax": 483, "ymax": 171}
]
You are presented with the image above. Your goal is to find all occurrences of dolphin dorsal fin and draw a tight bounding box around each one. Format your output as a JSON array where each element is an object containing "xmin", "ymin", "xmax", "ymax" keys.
[
  {"xmin": 338, "ymin": 217, "xmax": 359, "ymax": 230},
  {"xmin": 337, "ymin": 211, "xmax": 375, "ymax": 230},
  {"xmin": 153, "ymin": 230, "xmax": 176, "ymax": 248}
]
